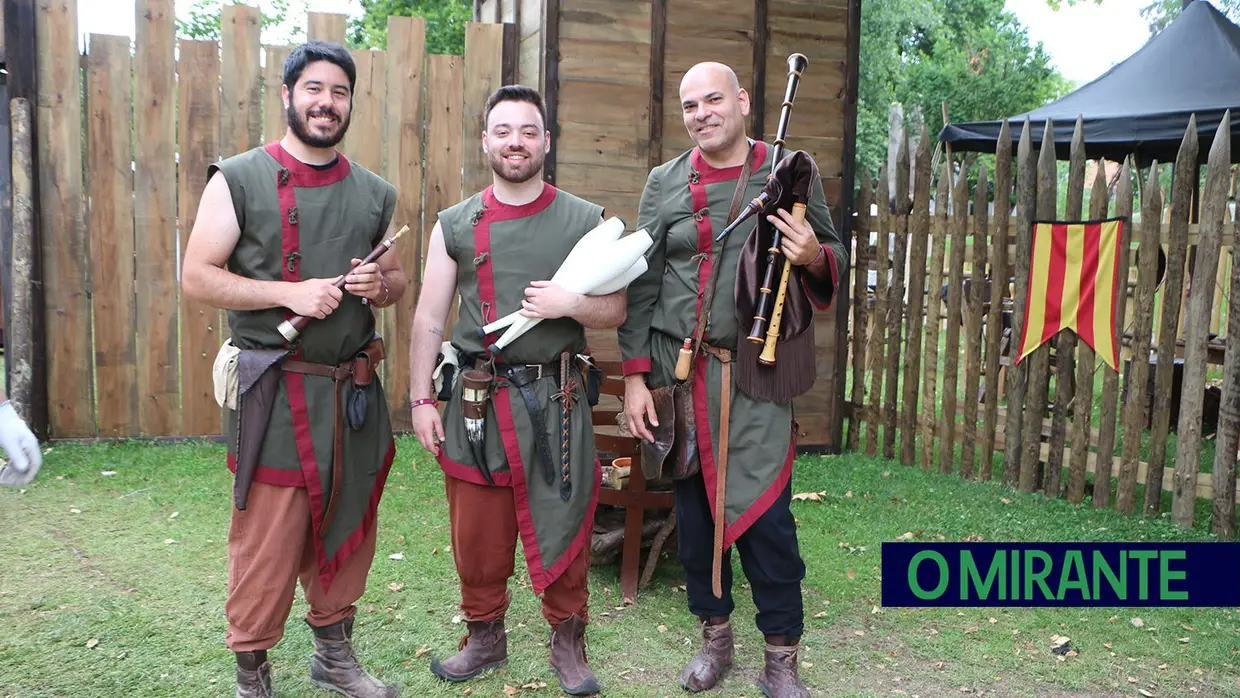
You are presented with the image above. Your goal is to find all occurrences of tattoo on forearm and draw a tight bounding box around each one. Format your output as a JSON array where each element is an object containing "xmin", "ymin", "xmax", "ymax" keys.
[{"xmin": 429, "ymin": 325, "xmax": 444, "ymax": 338}]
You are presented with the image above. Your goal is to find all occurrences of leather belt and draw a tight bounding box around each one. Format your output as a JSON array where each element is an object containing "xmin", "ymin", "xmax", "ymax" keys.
[
  {"xmin": 500, "ymin": 363, "xmax": 557, "ymax": 488},
  {"xmin": 699, "ymin": 343, "xmax": 733, "ymax": 600}
]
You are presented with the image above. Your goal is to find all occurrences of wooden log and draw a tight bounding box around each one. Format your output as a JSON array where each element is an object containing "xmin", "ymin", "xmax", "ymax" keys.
[
  {"xmin": 921, "ymin": 161, "xmax": 949, "ymax": 470},
  {"xmin": 1117, "ymin": 165, "xmax": 1163, "ymax": 514},
  {"xmin": 382, "ymin": 16, "xmax": 427, "ymax": 432},
  {"xmin": 1212, "ymin": 186, "xmax": 1240, "ymax": 537},
  {"xmin": 425, "ymin": 55, "xmax": 465, "ymax": 338},
  {"xmin": 134, "ymin": 0, "xmax": 179, "ymax": 436},
  {"xmin": 900, "ymin": 126, "xmax": 932, "ymax": 466},
  {"xmin": 1005, "ymin": 120, "xmax": 1035, "ymax": 486},
  {"xmin": 846, "ymin": 169, "xmax": 872, "ymax": 452},
  {"xmin": 462, "ymin": 22, "xmax": 505, "ymax": 195},
  {"xmin": 1067, "ymin": 157, "xmax": 1111, "ymax": 504},
  {"xmin": 982, "ymin": 121, "xmax": 1012, "ymax": 479},
  {"xmin": 177, "ymin": 40, "xmax": 222, "ymax": 437},
  {"xmin": 1172, "ymin": 111, "xmax": 1231, "ymax": 528},
  {"xmin": 87, "ymin": 34, "xmax": 137, "ymax": 438},
  {"xmin": 308, "ymin": 11, "xmax": 347, "ymax": 43},
  {"xmin": 866, "ymin": 164, "xmax": 889, "ymax": 455},
  {"xmin": 1145, "ymin": 117, "xmax": 1198, "ymax": 517},
  {"xmin": 1046, "ymin": 119, "xmax": 1086, "ymax": 498},
  {"xmin": 883, "ymin": 136, "xmax": 910, "ymax": 460},
  {"xmin": 962, "ymin": 164, "xmax": 988, "ymax": 479},
  {"xmin": 220, "ymin": 3, "xmax": 262, "ymax": 159},
  {"xmin": 939, "ymin": 164, "xmax": 968, "ymax": 474},
  {"xmin": 1020, "ymin": 120, "xmax": 1058, "ymax": 493},
  {"xmin": 37, "ymin": 0, "xmax": 93, "ymax": 436},
  {"xmin": 1094, "ymin": 158, "xmax": 1133, "ymax": 509},
  {"xmin": 8, "ymin": 97, "xmax": 35, "ymax": 423},
  {"xmin": 263, "ymin": 45, "xmax": 293, "ymax": 142}
]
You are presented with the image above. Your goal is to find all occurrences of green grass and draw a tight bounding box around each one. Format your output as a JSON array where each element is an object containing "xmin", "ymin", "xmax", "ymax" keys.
[{"xmin": 1, "ymin": 439, "xmax": 1238, "ymax": 697}]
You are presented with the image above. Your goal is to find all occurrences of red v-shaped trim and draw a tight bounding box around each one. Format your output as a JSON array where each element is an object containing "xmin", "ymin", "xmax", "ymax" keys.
[{"xmin": 264, "ymin": 141, "xmax": 352, "ymax": 188}]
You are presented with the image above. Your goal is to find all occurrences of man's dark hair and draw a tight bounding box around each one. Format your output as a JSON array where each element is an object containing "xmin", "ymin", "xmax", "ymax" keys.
[
  {"xmin": 283, "ymin": 40, "xmax": 356, "ymax": 94},
  {"xmin": 484, "ymin": 85, "xmax": 547, "ymax": 130}
]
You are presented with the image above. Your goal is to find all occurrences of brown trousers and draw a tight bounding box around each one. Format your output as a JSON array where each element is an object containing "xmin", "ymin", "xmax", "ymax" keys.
[
  {"xmin": 446, "ymin": 475, "xmax": 590, "ymax": 628},
  {"xmin": 225, "ymin": 481, "xmax": 377, "ymax": 652}
]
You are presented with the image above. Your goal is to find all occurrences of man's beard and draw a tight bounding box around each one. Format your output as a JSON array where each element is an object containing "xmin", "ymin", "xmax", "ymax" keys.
[
  {"xmin": 488, "ymin": 147, "xmax": 543, "ymax": 184},
  {"xmin": 287, "ymin": 103, "xmax": 350, "ymax": 149}
]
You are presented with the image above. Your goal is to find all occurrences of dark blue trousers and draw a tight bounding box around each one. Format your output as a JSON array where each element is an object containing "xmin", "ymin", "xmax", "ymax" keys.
[{"xmin": 674, "ymin": 472, "xmax": 805, "ymax": 639}]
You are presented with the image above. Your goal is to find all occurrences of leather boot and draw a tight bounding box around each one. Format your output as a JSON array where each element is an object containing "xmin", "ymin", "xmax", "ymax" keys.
[
  {"xmin": 755, "ymin": 635, "xmax": 809, "ymax": 698},
  {"xmin": 429, "ymin": 617, "xmax": 508, "ymax": 681},
  {"xmin": 679, "ymin": 616, "xmax": 734, "ymax": 692},
  {"xmin": 548, "ymin": 614, "xmax": 601, "ymax": 696},
  {"xmin": 307, "ymin": 617, "xmax": 401, "ymax": 697},
  {"xmin": 235, "ymin": 650, "xmax": 274, "ymax": 698}
]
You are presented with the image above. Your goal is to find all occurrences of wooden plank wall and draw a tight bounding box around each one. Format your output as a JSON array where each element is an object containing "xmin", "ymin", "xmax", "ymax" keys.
[
  {"xmin": 846, "ymin": 113, "xmax": 1240, "ymax": 537},
  {"xmin": 31, "ymin": 6, "xmax": 503, "ymax": 440}
]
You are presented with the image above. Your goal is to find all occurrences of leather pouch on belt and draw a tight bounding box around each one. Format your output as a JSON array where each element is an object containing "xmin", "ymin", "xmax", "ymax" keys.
[
  {"xmin": 640, "ymin": 383, "xmax": 700, "ymax": 481},
  {"xmin": 347, "ymin": 335, "xmax": 386, "ymax": 430}
]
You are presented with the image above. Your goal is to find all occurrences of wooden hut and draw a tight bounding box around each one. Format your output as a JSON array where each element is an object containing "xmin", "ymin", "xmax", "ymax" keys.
[{"xmin": 477, "ymin": 0, "xmax": 862, "ymax": 451}]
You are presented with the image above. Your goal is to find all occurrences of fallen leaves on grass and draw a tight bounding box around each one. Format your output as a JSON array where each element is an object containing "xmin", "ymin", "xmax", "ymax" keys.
[
  {"xmin": 521, "ymin": 680, "xmax": 547, "ymax": 689},
  {"xmin": 1131, "ymin": 617, "xmax": 1144, "ymax": 628},
  {"xmin": 414, "ymin": 646, "xmax": 429, "ymax": 658},
  {"xmin": 86, "ymin": 638, "xmax": 99, "ymax": 649},
  {"xmin": 1138, "ymin": 690, "xmax": 1155, "ymax": 697},
  {"xmin": 388, "ymin": 583, "xmax": 404, "ymax": 592},
  {"xmin": 389, "ymin": 553, "xmax": 404, "ymax": 561},
  {"xmin": 846, "ymin": 569, "xmax": 857, "ymax": 580},
  {"xmin": 792, "ymin": 491, "xmax": 828, "ymax": 502},
  {"xmin": 896, "ymin": 532, "xmax": 914, "ymax": 541}
]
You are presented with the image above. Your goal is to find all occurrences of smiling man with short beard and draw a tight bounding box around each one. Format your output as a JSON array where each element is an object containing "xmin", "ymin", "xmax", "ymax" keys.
[
  {"xmin": 181, "ymin": 39, "xmax": 407, "ymax": 698},
  {"xmin": 408, "ymin": 85, "xmax": 626, "ymax": 696}
]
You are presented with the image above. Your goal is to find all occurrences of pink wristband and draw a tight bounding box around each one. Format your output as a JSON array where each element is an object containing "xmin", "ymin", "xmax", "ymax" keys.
[{"xmin": 411, "ymin": 398, "xmax": 438, "ymax": 409}]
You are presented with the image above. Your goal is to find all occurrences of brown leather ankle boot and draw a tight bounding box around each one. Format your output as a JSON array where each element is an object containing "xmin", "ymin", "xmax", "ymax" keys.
[
  {"xmin": 679, "ymin": 616, "xmax": 734, "ymax": 692},
  {"xmin": 548, "ymin": 614, "xmax": 601, "ymax": 696},
  {"xmin": 755, "ymin": 635, "xmax": 809, "ymax": 698},
  {"xmin": 307, "ymin": 617, "xmax": 401, "ymax": 697},
  {"xmin": 429, "ymin": 617, "xmax": 508, "ymax": 682},
  {"xmin": 235, "ymin": 650, "xmax": 274, "ymax": 698}
]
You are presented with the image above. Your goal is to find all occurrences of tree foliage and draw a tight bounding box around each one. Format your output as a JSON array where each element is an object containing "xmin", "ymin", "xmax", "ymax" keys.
[
  {"xmin": 176, "ymin": 0, "xmax": 307, "ymax": 43},
  {"xmin": 1050, "ymin": 0, "xmax": 1240, "ymax": 35},
  {"xmin": 857, "ymin": 0, "xmax": 1070, "ymax": 175},
  {"xmin": 349, "ymin": 0, "xmax": 473, "ymax": 54}
]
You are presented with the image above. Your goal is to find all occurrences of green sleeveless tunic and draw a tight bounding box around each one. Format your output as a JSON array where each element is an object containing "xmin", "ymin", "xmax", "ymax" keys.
[
  {"xmin": 618, "ymin": 141, "xmax": 850, "ymax": 547},
  {"xmin": 435, "ymin": 183, "xmax": 605, "ymax": 595},
  {"xmin": 211, "ymin": 142, "xmax": 398, "ymax": 592}
]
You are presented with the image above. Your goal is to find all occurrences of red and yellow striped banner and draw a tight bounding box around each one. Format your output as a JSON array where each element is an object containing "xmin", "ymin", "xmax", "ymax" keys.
[{"xmin": 1017, "ymin": 219, "xmax": 1125, "ymax": 371}]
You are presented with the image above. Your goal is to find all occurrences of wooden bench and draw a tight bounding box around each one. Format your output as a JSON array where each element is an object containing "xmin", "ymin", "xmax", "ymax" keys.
[{"xmin": 590, "ymin": 359, "xmax": 676, "ymax": 604}]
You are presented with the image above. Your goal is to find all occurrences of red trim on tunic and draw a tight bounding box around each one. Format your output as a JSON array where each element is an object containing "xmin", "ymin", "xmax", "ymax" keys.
[
  {"xmin": 469, "ymin": 182, "xmax": 596, "ymax": 595},
  {"xmin": 227, "ymin": 453, "xmax": 307, "ymax": 487},
  {"xmin": 264, "ymin": 138, "xmax": 372, "ymax": 593},
  {"xmin": 264, "ymin": 141, "xmax": 352, "ymax": 187},
  {"xmin": 474, "ymin": 183, "xmax": 559, "ymax": 358},
  {"xmin": 687, "ymin": 141, "xmax": 791, "ymax": 549},
  {"xmin": 436, "ymin": 450, "xmax": 515, "ymax": 487},
  {"xmin": 801, "ymin": 244, "xmax": 841, "ymax": 310},
  {"xmin": 691, "ymin": 142, "xmax": 769, "ymax": 186},
  {"xmin": 316, "ymin": 440, "xmax": 396, "ymax": 592},
  {"xmin": 622, "ymin": 358, "xmax": 652, "ymax": 376}
]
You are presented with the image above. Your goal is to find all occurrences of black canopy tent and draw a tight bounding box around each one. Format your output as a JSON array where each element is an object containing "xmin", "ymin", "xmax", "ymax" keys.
[{"xmin": 938, "ymin": 0, "xmax": 1240, "ymax": 165}]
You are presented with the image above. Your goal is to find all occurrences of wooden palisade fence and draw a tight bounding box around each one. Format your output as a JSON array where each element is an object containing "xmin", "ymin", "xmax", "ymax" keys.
[
  {"xmin": 17, "ymin": 1, "xmax": 509, "ymax": 439},
  {"xmin": 846, "ymin": 112, "xmax": 1239, "ymax": 537}
]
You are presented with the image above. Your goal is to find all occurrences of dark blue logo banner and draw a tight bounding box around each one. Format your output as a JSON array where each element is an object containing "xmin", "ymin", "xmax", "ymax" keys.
[{"xmin": 880, "ymin": 542, "xmax": 1240, "ymax": 607}]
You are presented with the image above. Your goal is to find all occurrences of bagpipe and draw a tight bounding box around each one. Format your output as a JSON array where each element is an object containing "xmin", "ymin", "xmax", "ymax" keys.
[{"xmin": 713, "ymin": 52, "xmax": 821, "ymax": 404}]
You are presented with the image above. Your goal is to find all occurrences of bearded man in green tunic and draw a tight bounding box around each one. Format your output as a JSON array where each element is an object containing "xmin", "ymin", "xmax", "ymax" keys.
[
  {"xmin": 182, "ymin": 41, "xmax": 407, "ymax": 698},
  {"xmin": 408, "ymin": 85, "xmax": 626, "ymax": 696},
  {"xmin": 618, "ymin": 62, "xmax": 849, "ymax": 698}
]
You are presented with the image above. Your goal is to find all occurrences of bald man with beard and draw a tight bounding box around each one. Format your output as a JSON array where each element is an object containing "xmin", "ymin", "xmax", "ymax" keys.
[{"xmin": 617, "ymin": 62, "xmax": 848, "ymax": 697}]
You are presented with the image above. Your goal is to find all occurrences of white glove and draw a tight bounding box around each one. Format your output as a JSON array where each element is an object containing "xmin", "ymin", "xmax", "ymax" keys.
[{"xmin": 0, "ymin": 401, "xmax": 42, "ymax": 487}]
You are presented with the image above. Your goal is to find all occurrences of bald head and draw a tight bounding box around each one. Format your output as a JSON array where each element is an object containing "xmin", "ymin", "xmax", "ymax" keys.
[
  {"xmin": 678, "ymin": 61, "xmax": 750, "ymax": 162},
  {"xmin": 680, "ymin": 61, "xmax": 741, "ymax": 95}
]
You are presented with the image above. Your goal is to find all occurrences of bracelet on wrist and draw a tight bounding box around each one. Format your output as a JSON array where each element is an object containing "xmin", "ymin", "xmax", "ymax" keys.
[{"xmin": 411, "ymin": 398, "xmax": 438, "ymax": 409}]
